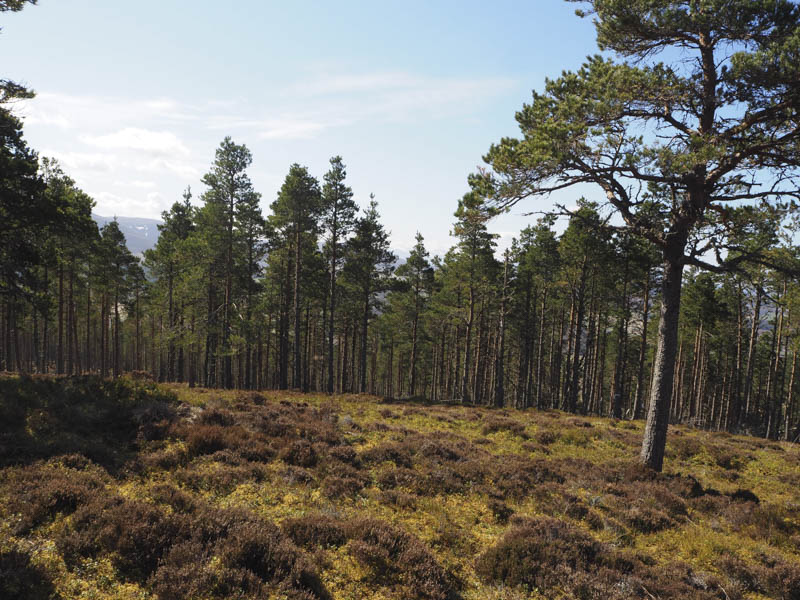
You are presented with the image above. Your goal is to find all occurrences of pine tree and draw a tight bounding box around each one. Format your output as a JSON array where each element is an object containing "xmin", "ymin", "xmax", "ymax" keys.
[
  {"xmin": 343, "ymin": 198, "xmax": 395, "ymax": 394},
  {"xmin": 270, "ymin": 164, "xmax": 322, "ymax": 390},
  {"xmin": 478, "ymin": 0, "xmax": 800, "ymax": 470},
  {"xmin": 321, "ymin": 156, "xmax": 357, "ymax": 395}
]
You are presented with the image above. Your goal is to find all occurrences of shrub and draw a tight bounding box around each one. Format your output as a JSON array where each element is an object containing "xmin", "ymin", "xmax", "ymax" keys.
[
  {"xmin": 174, "ymin": 462, "xmax": 266, "ymax": 494},
  {"xmin": 535, "ymin": 428, "xmax": 560, "ymax": 445},
  {"xmin": 715, "ymin": 554, "xmax": 762, "ymax": 593},
  {"xmin": 198, "ymin": 408, "xmax": 235, "ymax": 427},
  {"xmin": 6, "ymin": 461, "xmax": 105, "ymax": 533},
  {"xmin": 278, "ymin": 440, "xmax": 318, "ymax": 468},
  {"xmin": 729, "ymin": 488, "xmax": 759, "ymax": 504},
  {"xmin": 282, "ymin": 465, "xmax": 315, "ymax": 485},
  {"xmin": 724, "ymin": 502, "xmax": 799, "ymax": 543},
  {"xmin": 761, "ymin": 556, "xmax": 800, "ymax": 600},
  {"xmin": 282, "ymin": 514, "xmax": 348, "ymax": 548},
  {"xmin": 379, "ymin": 489, "xmax": 418, "ymax": 509},
  {"xmin": 184, "ymin": 424, "xmax": 229, "ymax": 455},
  {"xmin": 0, "ymin": 375, "xmax": 177, "ymax": 468},
  {"xmin": 481, "ymin": 416, "xmax": 527, "ymax": 437},
  {"xmin": 475, "ymin": 516, "xmax": 601, "ymax": 590},
  {"xmin": 328, "ymin": 444, "xmax": 359, "ymax": 466},
  {"xmin": 488, "ymin": 499, "xmax": 514, "ymax": 524},
  {"xmin": 345, "ymin": 518, "xmax": 456, "ymax": 600},
  {"xmin": 0, "ymin": 549, "xmax": 60, "ymax": 600},
  {"xmin": 57, "ymin": 496, "xmax": 190, "ymax": 583},
  {"xmin": 321, "ymin": 475, "xmax": 363, "ymax": 499},
  {"xmin": 148, "ymin": 483, "xmax": 197, "ymax": 513},
  {"xmin": 672, "ymin": 436, "xmax": 704, "ymax": 460},
  {"xmin": 217, "ymin": 519, "xmax": 329, "ymax": 599},
  {"xmin": 623, "ymin": 506, "xmax": 675, "ymax": 533},
  {"xmin": 360, "ymin": 442, "xmax": 414, "ymax": 468},
  {"xmin": 476, "ymin": 516, "xmax": 729, "ymax": 599}
]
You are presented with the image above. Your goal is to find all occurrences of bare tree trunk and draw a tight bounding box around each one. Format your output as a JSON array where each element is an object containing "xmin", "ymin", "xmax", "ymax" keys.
[
  {"xmin": 784, "ymin": 350, "xmax": 797, "ymax": 442},
  {"xmin": 535, "ymin": 289, "xmax": 548, "ymax": 408},
  {"xmin": 641, "ymin": 255, "xmax": 685, "ymax": 472},
  {"xmin": 495, "ymin": 253, "xmax": 509, "ymax": 408},
  {"xmin": 743, "ymin": 284, "xmax": 762, "ymax": 420},
  {"xmin": 633, "ymin": 273, "xmax": 651, "ymax": 420},
  {"xmin": 57, "ymin": 263, "xmax": 64, "ymax": 374},
  {"xmin": 293, "ymin": 229, "xmax": 302, "ymax": 390}
]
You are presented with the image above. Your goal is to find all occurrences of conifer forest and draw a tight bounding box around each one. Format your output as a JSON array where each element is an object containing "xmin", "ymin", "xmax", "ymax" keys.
[{"xmin": 2, "ymin": 2, "xmax": 800, "ymax": 599}]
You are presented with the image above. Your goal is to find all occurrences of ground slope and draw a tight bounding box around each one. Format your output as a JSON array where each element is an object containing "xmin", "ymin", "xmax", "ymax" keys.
[{"xmin": 1, "ymin": 375, "xmax": 798, "ymax": 599}]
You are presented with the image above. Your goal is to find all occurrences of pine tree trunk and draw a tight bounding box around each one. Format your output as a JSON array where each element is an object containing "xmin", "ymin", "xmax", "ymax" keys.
[
  {"xmin": 640, "ymin": 256, "xmax": 685, "ymax": 472},
  {"xmin": 57, "ymin": 263, "xmax": 64, "ymax": 374},
  {"xmin": 328, "ymin": 237, "xmax": 337, "ymax": 395},
  {"xmin": 633, "ymin": 273, "xmax": 651, "ymax": 420},
  {"xmin": 784, "ymin": 350, "xmax": 797, "ymax": 442},
  {"xmin": 495, "ymin": 254, "xmax": 509, "ymax": 408},
  {"xmin": 567, "ymin": 260, "xmax": 588, "ymax": 413},
  {"xmin": 743, "ymin": 285, "xmax": 762, "ymax": 420},
  {"xmin": 409, "ymin": 282, "xmax": 421, "ymax": 396},
  {"xmin": 360, "ymin": 290, "xmax": 369, "ymax": 394}
]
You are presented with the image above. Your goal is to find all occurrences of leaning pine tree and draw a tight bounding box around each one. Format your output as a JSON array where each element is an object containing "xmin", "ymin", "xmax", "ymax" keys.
[{"xmin": 476, "ymin": 0, "xmax": 800, "ymax": 471}]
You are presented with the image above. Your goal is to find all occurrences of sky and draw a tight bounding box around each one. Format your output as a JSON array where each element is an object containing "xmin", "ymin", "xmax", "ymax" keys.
[{"xmin": 5, "ymin": 0, "xmax": 599, "ymax": 256}]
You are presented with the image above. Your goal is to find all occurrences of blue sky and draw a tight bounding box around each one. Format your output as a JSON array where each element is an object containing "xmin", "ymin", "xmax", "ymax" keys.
[{"xmin": 5, "ymin": 1, "xmax": 599, "ymax": 255}]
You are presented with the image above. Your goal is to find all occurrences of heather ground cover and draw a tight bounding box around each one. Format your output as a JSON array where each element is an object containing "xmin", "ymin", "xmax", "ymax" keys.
[{"xmin": 1, "ymin": 375, "xmax": 799, "ymax": 599}]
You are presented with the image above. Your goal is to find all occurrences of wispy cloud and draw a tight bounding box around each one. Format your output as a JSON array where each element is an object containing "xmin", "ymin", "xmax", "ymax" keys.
[
  {"xmin": 82, "ymin": 128, "xmax": 190, "ymax": 157},
  {"xmin": 14, "ymin": 70, "xmax": 516, "ymax": 218}
]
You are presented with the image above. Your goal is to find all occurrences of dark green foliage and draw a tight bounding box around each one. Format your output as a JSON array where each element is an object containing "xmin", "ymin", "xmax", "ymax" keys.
[{"xmin": 0, "ymin": 108, "xmax": 47, "ymax": 299}]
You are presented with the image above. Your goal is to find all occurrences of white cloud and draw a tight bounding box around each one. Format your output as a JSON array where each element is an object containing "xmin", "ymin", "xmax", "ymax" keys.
[
  {"xmin": 82, "ymin": 127, "xmax": 191, "ymax": 157},
  {"xmin": 94, "ymin": 191, "xmax": 163, "ymax": 217},
  {"xmin": 42, "ymin": 150, "xmax": 118, "ymax": 172},
  {"xmin": 137, "ymin": 158, "xmax": 201, "ymax": 179},
  {"xmin": 13, "ymin": 71, "xmax": 517, "ymax": 219},
  {"xmin": 118, "ymin": 179, "xmax": 157, "ymax": 189},
  {"xmin": 257, "ymin": 117, "xmax": 330, "ymax": 140}
]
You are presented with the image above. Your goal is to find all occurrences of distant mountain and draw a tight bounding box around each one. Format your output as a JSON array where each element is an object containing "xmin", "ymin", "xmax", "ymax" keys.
[
  {"xmin": 92, "ymin": 213, "xmax": 412, "ymax": 263},
  {"xmin": 93, "ymin": 214, "xmax": 162, "ymax": 255}
]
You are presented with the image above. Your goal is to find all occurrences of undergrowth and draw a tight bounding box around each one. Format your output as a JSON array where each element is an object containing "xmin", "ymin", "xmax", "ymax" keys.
[{"xmin": 1, "ymin": 374, "xmax": 799, "ymax": 599}]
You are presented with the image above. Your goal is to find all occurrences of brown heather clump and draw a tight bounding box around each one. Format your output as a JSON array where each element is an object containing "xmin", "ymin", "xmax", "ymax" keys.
[
  {"xmin": 480, "ymin": 414, "xmax": 528, "ymax": 437},
  {"xmin": 3, "ymin": 376, "xmax": 800, "ymax": 600},
  {"xmin": 56, "ymin": 495, "xmax": 191, "ymax": 583},
  {"xmin": 282, "ymin": 514, "xmax": 349, "ymax": 548},
  {"xmin": 0, "ymin": 548, "xmax": 61, "ymax": 600},
  {"xmin": 344, "ymin": 518, "xmax": 458, "ymax": 600},
  {"xmin": 487, "ymin": 499, "xmax": 514, "ymax": 524},
  {"xmin": 4, "ymin": 457, "xmax": 107, "ymax": 534},
  {"xmin": 474, "ymin": 516, "xmax": 602, "ymax": 590},
  {"xmin": 716, "ymin": 553, "xmax": 800, "ymax": 599},
  {"xmin": 475, "ymin": 516, "xmax": 737, "ymax": 599}
]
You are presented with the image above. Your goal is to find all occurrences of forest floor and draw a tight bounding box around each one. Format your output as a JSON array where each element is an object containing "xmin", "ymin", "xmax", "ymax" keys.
[{"xmin": 1, "ymin": 375, "xmax": 799, "ymax": 600}]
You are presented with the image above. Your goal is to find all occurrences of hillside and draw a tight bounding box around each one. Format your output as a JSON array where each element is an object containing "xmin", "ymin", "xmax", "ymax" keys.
[
  {"xmin": 1, "ymin": 375, "xmax": 799, "ymax": 600},
  {"xmin": 92, "ymin": 214, "xmax": 162, "ymax": 255}
]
